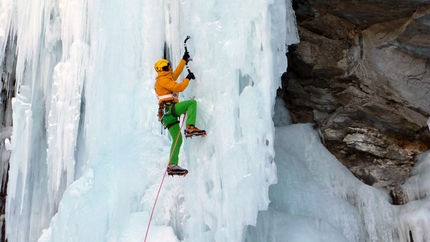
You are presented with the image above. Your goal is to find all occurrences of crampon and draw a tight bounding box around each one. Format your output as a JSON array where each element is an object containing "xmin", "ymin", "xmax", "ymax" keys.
[
  {"xmin": 184, "ymin": 125, "xmax": 206, "ymax": 138},
  {"xmin": 167, "ymin": 169, "xmax": 188, "ymax": 177},
  {"xmin": 167, "ymin": 165, "xmax": 188, "ymax": 177},
  {"xmin": 184, "ymin": 130, "xmax": 206, "ymax": 138}
]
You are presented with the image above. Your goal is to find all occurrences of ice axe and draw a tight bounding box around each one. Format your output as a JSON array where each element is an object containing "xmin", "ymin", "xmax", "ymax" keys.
[{"xmin": 184, "ymin": 36, "xmax": 192, "ymax": 74}]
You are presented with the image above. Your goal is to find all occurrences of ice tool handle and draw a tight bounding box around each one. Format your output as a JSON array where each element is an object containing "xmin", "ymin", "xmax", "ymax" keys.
[{"xmin": 184, "ymin": 36, "xmax": 192, "ymax": 74}]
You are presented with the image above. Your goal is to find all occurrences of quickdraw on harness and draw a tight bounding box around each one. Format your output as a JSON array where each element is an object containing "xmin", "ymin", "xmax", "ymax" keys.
[{"xmin": 157, "ymin": 100, "xmax": 179, "ymax": 130}]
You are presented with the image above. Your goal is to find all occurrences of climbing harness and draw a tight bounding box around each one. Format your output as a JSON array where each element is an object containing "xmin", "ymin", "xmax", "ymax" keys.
[{"xmin": 157, "ymin": 101, "xmax": 179, "ymax": 129}]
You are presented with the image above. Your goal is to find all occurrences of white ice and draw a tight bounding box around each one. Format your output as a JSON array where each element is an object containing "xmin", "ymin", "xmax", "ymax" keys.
[{"xmin": 1, "ymin": 0, "xmax": 430, "ymax": 241}]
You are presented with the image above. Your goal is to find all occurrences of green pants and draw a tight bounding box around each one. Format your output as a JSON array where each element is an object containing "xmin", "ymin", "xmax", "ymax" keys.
[{"xmin": 163, "ymin": 99, "xmax": 197, "ymax": 165}]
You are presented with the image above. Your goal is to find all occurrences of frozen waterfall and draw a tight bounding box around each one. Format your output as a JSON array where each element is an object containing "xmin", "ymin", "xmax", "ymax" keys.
[{"xmin": 1, "ymin": 0, "xmax": 430, "ymax": 242}]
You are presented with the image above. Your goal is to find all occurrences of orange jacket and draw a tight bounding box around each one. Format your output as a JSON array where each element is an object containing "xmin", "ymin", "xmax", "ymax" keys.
[{"xmin": 154, "ymin": 59, "xmax": 190, "ymax": 104}]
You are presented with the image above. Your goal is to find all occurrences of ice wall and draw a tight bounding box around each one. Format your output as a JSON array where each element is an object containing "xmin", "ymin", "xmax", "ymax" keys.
[
  {"xmin": 1, "ymin": 0, "xmax": 63, "ymax": 240},
  {"xmin": 249, "ymin": 120, "xmax": 396, "ymax": 241},
  {"xmin": 3, "ymin": 0, "xmax": 430, "ymax": 241},
  {"xmin": 0, "ymin": 0, "xmax": 299, "ymax": 241},
  {"xmin": 244, "ymin": 98, "xmax": 430, "ymax": 242},
  {"xmin": 397, "ymin": 151, "xmax": 430, "ymax": 242}
]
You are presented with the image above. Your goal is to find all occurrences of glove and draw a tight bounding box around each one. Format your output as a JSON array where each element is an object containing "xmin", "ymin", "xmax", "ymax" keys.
[
  {"xmin": 182, "ymin": 52, "xmax": 190, "ymax": 62},
  {"xmin": 186, "ymin": 72, "xmax": 195, "ymax": 80}
]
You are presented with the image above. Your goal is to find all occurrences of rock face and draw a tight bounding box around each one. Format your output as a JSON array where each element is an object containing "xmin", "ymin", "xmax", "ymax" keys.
[{"xmin": 283, "ymin": 0, "xmax": 430, "ymax": 201}]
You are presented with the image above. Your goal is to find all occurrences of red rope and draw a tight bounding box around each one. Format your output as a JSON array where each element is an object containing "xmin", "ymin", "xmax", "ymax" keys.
[{"xmin": 144, "ymin": 114, "xmax": 187, "ymax": 242}]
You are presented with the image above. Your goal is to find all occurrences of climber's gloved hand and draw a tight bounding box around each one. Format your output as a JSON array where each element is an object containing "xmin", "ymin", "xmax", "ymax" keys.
[
  {"xmin": 186, "ymin": 72, "xmax": 195, "ymax": 80},
  {"xmin": 182, "ymin": 52, "xmax": 190, "ymax": 62}
]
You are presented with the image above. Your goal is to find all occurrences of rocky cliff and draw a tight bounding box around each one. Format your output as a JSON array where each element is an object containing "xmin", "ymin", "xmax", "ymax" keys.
[{"xmin": 283, "ymin": 0, "xmax": 430, "ymax": 204}]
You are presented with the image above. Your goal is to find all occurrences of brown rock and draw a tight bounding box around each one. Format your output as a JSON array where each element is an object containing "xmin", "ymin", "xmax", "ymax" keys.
[{"xmin": 284, "ymin": 0, "xmax": 430, "ymax": 196}]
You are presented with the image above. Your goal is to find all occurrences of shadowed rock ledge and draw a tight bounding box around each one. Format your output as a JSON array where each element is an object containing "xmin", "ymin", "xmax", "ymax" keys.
[{"xmin": 282, "ymin": 0, "xmax": 430, "ymax": 204}]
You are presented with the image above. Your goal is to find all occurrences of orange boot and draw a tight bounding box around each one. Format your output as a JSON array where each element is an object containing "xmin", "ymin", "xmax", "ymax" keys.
[{"xmin": 184, "ymin": 125, "xmax": 206, "ymax": 138}]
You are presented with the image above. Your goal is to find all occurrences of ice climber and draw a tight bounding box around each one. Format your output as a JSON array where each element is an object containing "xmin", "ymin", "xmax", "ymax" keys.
[{"xmin": 154, "ymin": 52, "xmax": 206, "ymax": 176}]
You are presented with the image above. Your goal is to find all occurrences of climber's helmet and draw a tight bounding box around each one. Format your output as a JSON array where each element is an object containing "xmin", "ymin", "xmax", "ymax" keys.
[{"xmin": 154, "ymin": 59, "xmax": 170, "ymax": 72}]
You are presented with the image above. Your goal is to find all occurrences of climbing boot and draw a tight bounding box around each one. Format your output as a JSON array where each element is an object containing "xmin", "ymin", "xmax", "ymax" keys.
[
  {"xmin": 167, "ymin": 164, "xmax": 188, "ymax": 176},
  {"xmin": 184, "ymin": 125, "xmax": 206, "ymax": 138}
]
